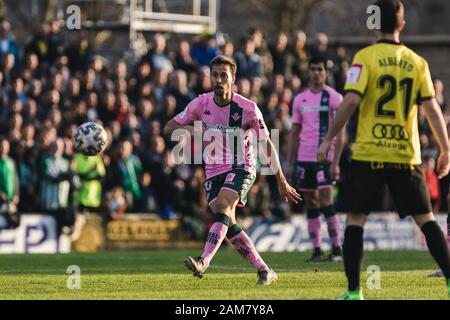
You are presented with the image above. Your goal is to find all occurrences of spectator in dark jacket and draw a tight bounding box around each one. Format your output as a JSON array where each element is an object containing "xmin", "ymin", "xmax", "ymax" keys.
[{"xmin": 234, "ymin": 37, "xmax": 263, "ymax": 80}]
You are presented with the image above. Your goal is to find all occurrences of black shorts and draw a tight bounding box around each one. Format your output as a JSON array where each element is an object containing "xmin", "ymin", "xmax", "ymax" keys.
[
  {"xmin": 341, "ymin": 160, "xmax": 432, "ymax": 217},
  {"xmin": 203, "ymin": 169, "xmax": 256, "ymax": 208},
  {"xmin": 294, "ymin": 161, "xmax": 333, "ymax": 191}
]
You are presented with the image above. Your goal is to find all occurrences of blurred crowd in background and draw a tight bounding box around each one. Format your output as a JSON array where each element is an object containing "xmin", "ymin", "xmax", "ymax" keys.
[{"xmin": 0, "ymin": 18, "xmax": 448, "ymax": 238}]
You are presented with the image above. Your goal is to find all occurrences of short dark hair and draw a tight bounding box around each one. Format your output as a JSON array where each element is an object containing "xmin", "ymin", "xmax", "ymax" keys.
[
  {"xmin": 374, "ymin": 0, "xmax": 404, "ymax": 34},
  {"xmin": 308, "ymin": 55, "xmax": 328, "ymax": 69},
  {"xmin": 210, "ymin": 55, "xmax": 237, "ymax": 76}
]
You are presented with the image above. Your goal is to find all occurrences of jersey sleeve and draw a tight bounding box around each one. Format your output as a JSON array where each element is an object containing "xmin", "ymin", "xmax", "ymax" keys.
[
  {"xmin": 344, "ymin": 51, "xmax": 368, "ymax": 97},
  {"xmin": 252, "ymin": 106, "xmax": 270, "ymax": 141},
  {"xmin": 418, "ymin": 60, "xmax": 435, "ymax": 101},
  {"xmin": 331, "ymin": 91, "xmax": 344, "ymax": 111},
  {"xmin": 173, "ymin": 97, "xmax": 200, "ymax": 125},
  {"xmin": 291, "ymin": 96, "xmax": 302, "ymax": 125}
]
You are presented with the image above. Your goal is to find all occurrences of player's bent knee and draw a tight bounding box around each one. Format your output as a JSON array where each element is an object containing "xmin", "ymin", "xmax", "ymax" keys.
[
  {"xmin": 304, "ymin": 193, "xmax": 319, "ymax": 208},
  {"xmin": 211, "ymin": 201, "xmax": 231, "ymax": 215},
  {"xmin": 211, "ymin": 198, "xmax": 236, "ymax": 215},
  {"xmin": 211, "ymin": 190, "xmax": 239, "ymax": 214},
  {"xmin": 413, "ymin": 212, "xmax": 435, "ymax": 228}
]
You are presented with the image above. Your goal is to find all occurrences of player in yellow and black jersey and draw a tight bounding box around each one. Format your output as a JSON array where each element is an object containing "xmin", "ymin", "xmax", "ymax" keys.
[
  {"xmin": 345, "ymin": 35, "xmax": 435, "ymax": 164},
  {"xmin": 317, "ymin": 0, "xmax": 450, "ymax": 300}
]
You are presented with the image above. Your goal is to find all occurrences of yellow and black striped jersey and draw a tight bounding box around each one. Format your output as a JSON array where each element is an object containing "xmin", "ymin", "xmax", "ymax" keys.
[{"xmin": 344, "ymin": 39, "xmax": 435, "ymax": 164}]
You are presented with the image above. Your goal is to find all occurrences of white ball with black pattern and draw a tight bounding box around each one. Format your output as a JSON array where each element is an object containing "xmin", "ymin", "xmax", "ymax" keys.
[{"xmin": 73, "ymin": 122, "xmax": 108, "ymax": 156}]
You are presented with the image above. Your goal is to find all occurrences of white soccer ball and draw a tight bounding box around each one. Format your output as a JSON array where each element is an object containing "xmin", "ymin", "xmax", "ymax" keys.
[{"xmin": 73, "ymin": 122, "xmax": 108, "ymax": 156}]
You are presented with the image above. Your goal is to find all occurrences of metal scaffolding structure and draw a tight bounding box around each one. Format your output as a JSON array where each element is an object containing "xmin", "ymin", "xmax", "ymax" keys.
[{"xmin": 57, "ymin": 0, "xmax": 218, "ymax": 52}]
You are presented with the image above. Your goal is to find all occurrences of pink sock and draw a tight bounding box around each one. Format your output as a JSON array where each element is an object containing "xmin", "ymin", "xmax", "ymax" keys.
[
  {"xmin": 229, "ymin": 231, "xmax": 269, "ymax": 271},
  {"xmin": 308, "ymin": 217, "xmax": 322, "ymax": 249},
  {"xmin": 326, "ymin": 215, "xmax": 341, "ymax": 247},
  {"xmin": 201, "ymin": 222, "xmax": 228, "ymax": 265}
]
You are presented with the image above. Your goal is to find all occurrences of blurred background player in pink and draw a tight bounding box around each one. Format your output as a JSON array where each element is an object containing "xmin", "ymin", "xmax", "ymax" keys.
[{"xmin": 287, "ymin": 55, "xmax": 345, "ymax": 262}]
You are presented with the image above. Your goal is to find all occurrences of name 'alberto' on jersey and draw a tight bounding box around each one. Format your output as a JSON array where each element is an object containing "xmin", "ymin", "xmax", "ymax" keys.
[{"xmin": 344, "ymin": 39, "xmax": 435, "ymax": 164}]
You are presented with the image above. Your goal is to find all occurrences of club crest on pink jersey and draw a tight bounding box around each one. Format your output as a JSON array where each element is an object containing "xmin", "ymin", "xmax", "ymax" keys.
[{"xmin": 231, "ymin": 112, "xmax": 241, "ymax": 121}]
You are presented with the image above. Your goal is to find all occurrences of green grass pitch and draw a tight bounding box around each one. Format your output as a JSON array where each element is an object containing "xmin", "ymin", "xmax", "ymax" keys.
[{"xmin": 0, "ymin": 249, "xmax": 448, "ymax": 300}]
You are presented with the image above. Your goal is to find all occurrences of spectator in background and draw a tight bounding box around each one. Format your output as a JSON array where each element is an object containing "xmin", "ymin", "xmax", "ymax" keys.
[
  {"xmin": 103, "ymin": 186, "xmax": 127, "ymax": 220},
  {"xmin": 220, "ymin": 41, "xmax": 234, "ymax": 59},
  {"xmin": 24, "ymin": 23, "xmax": 51, "ymax": 67},
  {"xmin": 2, "ymin": 52, "xmax": 17, "ymax": 85},
  {"xmin": 309, "ymin": 32, "xmax": 330, "ymax": 60},
  {"xmin": 248, "ymin": 27, "xmax": 272, "ymax": 77},
  {"xmin": 38, "ymin": 138, "xmax": 74, "ymax": 234},
  {"xmin": 159, "ymin": 94, "xmax": 177, "ymax": 128},
  {"xmin": 332, "ymin": 44, "xmax": 350, "ymax": 94},
  {"xmin": 65, "ymin": 32, "xmax": 91, "ymax": 72},
  {"xmin": 191, "ymin": 33, "xmax": 218, "ymax": 66},
  {"xmin": 143, "ymin": 136, "xmax": 176, "ymax": 219},
  {"xmin": 136, "ymin": 171, "xmax": 159, "ymax": 213},
  {"xmin": 114, "ymin": 60, "xmax": 128, "ymax": 82},
  {"xmin": 0, "ymin": 137, "xmax": 20, "ymax": 228},
  {"xmin": 250, "ymin": 76, "xmax": 264, "ymax": 105},
  {"xmin": 113, "ymin": 139, "xmax": 143, "ymax": 210},
  {"xmin": 434, "ymin": 78, "xmax": 447, "ymax": 114},
  {"xmin": 23, "ymin": 53, "xmax": 41, "ymax": 79},
  {"xmin": 424, "ymin": 157, "xmax": 441, "ymax": 214},
  {"xmin": 0, "ymin": 71, "xmax": 7, "ymax": 105},
  {"xmin": 9, "ymin": 77, "xmax": 27, "ymax": 103},
  {"xmin": 0, "ymin": 18, "xmax": 20, "ymax": 73},
  {"xmin": 420, "ymin": 133, "xmax": 439, "ymax": 160},
  {"xmin": 98, "ymin": 90, "xmax": 117, "ymax": 124},
  {"xmin": 136, "ymin": 98, "xmax": 154, "ymax": 145},
  {"xmin": 116, "ymin": 93, "xmax": 131, "ymax": 124},
  {"xmin": 143, "ymin": 33, "xmax": 173, "ymax": 73},
  {"xmin": 121, "ymin": 113, "xmax": 140, "ymax": 143},
  {"xmin": 48, "ymin": 20, "xmax": 65, "ymax": 64},
  {"xmin": 15, "ymin": 142, "xmax": 37, "ymax": 212},
  {"xmin": 234, "ymin": 37, "xmax": 263, "ymax": 80},
  {"xmin": 174, "ymin": 40, "xmax": 198, "ymax": 75},
  {"xmin": 27, "ymin": 78, "xmax": 42, "ymax": 102},
  {"xmin": 74, "ymin": 152, "xmax": 105, "ymax": 213},
  {"xmin": 193, "ymin": 66, "xmax": 212, "ymax": 95},
  {"xmin": 85, "ymin": 91, "xmax": 99, "ymax": 122},
  {"xmin": 237, "ymin": 78, "xmax": 251, "ymax": 98},
  {"xmin": 129, "ymin": 59, "xmax": 152, "ymax": 102},
  {"xmin": 168, "ymin": 69, "xmax": 195, "ymax": 114},
  {"xmin": 269, "ymin": 32, "xmax": 290, "ymax": 78},
  {"xmin": 151, "ymin": 68, "xmax": 168, "ymax": 114},
  {"xmin": 290, "ymin": 30, "xmax": 309, "ymax": 85}
]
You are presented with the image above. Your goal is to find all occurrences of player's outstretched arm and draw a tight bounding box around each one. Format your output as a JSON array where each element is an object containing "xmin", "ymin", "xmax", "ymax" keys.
[
  {"xmin": 422, "ymin": 98, "xmax": 450, "ymax": 178},
  {"xmin": 263, "ymin": 137, "xmax": 302, "ymax": 204},
  {"xmin": 163, "ymin": 119, "xmax": 196, "ymax": 138},
  {"xmin": 317, "ymin": 92, "xmax": 361, "ymax": 162}
]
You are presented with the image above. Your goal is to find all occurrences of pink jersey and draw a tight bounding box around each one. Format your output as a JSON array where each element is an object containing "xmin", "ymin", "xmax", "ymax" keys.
[
  {"xmin": 291, "ymin": 86, "xmax": 343, "ymax": 162},
  {"xmin": 174, "ymin": 92, "xmax": 269, "ymax": 179}
]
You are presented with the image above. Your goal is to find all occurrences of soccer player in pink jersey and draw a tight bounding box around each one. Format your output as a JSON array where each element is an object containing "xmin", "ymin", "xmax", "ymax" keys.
[
  {"xmin": 164, "ymin": 55, "xmax": 301, "ymax": 285},
  {"xmin": 287, "ymin": 56, "xmax": 345, "ymax": 262}
]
